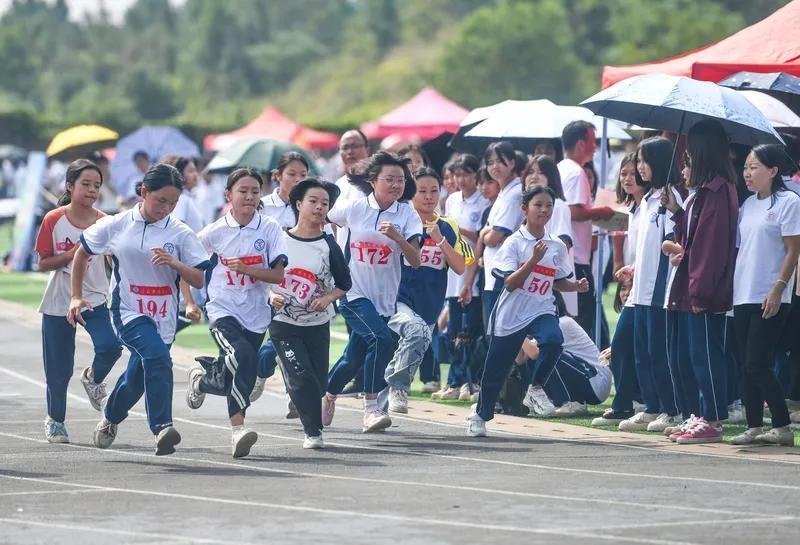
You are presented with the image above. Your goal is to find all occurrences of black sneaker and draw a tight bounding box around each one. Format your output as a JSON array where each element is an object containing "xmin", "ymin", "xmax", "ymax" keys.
[{"xmin": 591, "ymin": 408, "xmax": 634, "ymax": 426}]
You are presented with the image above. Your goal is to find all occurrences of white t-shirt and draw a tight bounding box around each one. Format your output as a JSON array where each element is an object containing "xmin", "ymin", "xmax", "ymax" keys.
[
  {"xmin": 35, "ymin": 207, "xmax": 109, "ymax": 316},
  {"xmin": 445, "ymin": 190, "xmax": 490, "ymax": 298},
  {"xmin": 80, "ymin": 204, "xmax": 209, "ymax": 343},
  {"xmin": 334, "ymin": 175, "xmax": 370, "ymax": 250},
  {"xmin": 172, "ymin": 191, "xmax": 204, "ymax": 232},
  {"xmin": 630, "ymin": 187, "xmax": 682, "ymax": 308},
  {"xmin": 483, "ymin": 178, "xmax": 524, "ymax": 291},
  {"xmin": 734, "ymin": 190, "xmax": 800, "ymax": 306},
  {"xmin": 558, "ymin": 158, "xmax": 593, "ymax": 265},
  {"xmin": 199, "ymin": 212, "xmax": 287, "ymax": 334},
  {"xmin": 489, "ymin": 228, "xmax": 572, "ymax": 336},
  {"xmin": 548, "ymin": 198, "xmax": 574, "ymax": 243},
  {"xmin": 559, "ymin": 316, "xmax": 612, "ymax": 402},
  {"xmin": 328, "ymin": 193, "xmax": 423, "ymax": 317}
]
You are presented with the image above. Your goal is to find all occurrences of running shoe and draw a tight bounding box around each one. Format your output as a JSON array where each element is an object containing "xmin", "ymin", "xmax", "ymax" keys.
[
  {"xmin": 522, "ymin": 385, "xmax": 555, "ymax": 416},
  {"xmin": 80, "ymin": 367, "xmax": 106, "ymax": 411},
  {"xmin": 362, "ymin": 407, "xmax": 392, "ymax": 433},
  {"xmin": 591, "ymin": 408, "xmax": 634, "ymax": 426},
  {"xmin": 755, "ymin": 426, "xmax": 795, "ymax": 446},
  {"xmin": 618, "ymin": 411, "xmax": 657, "ymax": 432},
  {"xmin": 791, "ymin": 411, "xmax": 800, "ymax": 424},
  {"xmin": 303, "ymin": 434, "xmax": 325, "ymax": 449},
  {"xmin": 726, "ymin": 399, "xmax": 746, "ymax": 424},
  {"xmin": 93, "ymin": 417, "xmax": 117, "ymax": 449},
  {"xmin": 420, "ymin": 381, "xmax": 440, "ymax": 394},
  {"xmin": 647, "ymin": 413, "xmax": 682, "ymax": 433},
  {"xmin": 431, "ymin": 386, "xmax": 460, "ymax": 400},
  {"xmin": 155, "ymin": 426, "xmax": 181, "ymax": 456},
  {"xmin": 388, "ymin": 388, "xmax": 409, "ymax": 414},
  {"xmin": 667, "ymin": 415, "xmax": 700, "ymax": 441},
  {"xmin": 250, "ymin": 377, "xmax": 266, "ymax": 402},
  {"xmin": 231, "ymin": 427, "xmax": 258, "ymax": 458},
  {"xmin": 185, "ymin": 366, "xmax": 205, "ymax": 410},
  {"xmin": 286, "ymin": 396, "xmax": 299, "ymax": 419},
  {"xmin": 730, "ymin": 427, "xmax": 764, "ymax": 445},
  {"xmin": 466, "ymin": 409, "xmax": 487, "ymax": 437},
  {"xmin": 675, "ymin": 418, "xmax": 722, "ymax": 444},
  {"xmin": 552, "ymin": 401, "xmax": 588, "ymax": 417},
  {"xmin": 44, "ymin": 416, "xmax": 69, "ymax": 443},
  {"xmin": 322, "ymin": 394, "xmax": 336, "ymax": 427}
]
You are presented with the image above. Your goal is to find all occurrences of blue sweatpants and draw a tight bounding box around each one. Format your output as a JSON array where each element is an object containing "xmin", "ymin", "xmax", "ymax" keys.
[
  {"xmin": 41, "ymin": 306, "xmax": 122, "ymax": 423},
  {"xmin": 633, "ymin": 305, "xmax": 678, "ymax": 415},
  {"xmin": 327, "ymin": 298, "xmax": 393, "ymax": 395},
  {"xmin": 666, "ymin": 310, "xmax": 700, "ymax": 417},
  {"xmin": 609, "ymin": 306, "xmax": 639, "ymax": 412},
  {"xmin": 256, "ymin": 339, "xmax": 278, "ymax": 380},
  {"xmin": 544, "ymin": 352, "xmax": 602, "ymax": 406},
  {"xmin": 105, "ymin": 316, "xmax": 174, "ymax": 435},
  {"xmin": 686, "ymin": 312, "xmax": 728, "ymax": 422},
  {"xmin": 446, "ymin": 297, "xmax": 483, "ymax": 388},
  {"xmin": 476, "ymin": 313, "xmax": 563, "ymax": 422}
]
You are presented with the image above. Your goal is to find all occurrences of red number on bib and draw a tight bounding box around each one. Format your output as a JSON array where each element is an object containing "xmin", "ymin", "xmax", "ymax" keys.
[
  {"xmin": 225, "ymin": 270, "xmax": 256, "ymax": 286},
  {"xmin": 136, "ymin": 298, "xmax": 168, "ymax": 318},
  {"xmin": 351, "ymin": 241, "xmax": 392, "ymax": 265}
]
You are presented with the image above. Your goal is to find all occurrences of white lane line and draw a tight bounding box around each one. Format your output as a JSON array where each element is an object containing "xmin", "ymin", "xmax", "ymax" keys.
[
  {"xmin": 0, "ymin": 488, "xmax": 110, "ymax": 497},
  {"xmin": 0, "ymin": 516, "xmax": 258, "ymax": 545},
  {"xmin": 580, "ymin": 515, "xmax": 797, "ymax": 533},
  {"xmin": 3, "ymin": 363, "xmax": 800, "ymax": 498},
  {"xmin": 0, "ymin": 430, "xmax": 781, "ymax": 520},
  {"xmin": 0, "ymin": 473, "xmax": 701, "ymax": 545},
  {"xmin": 0, "ymin": 417, "xmax": 146, "ymax": 425}
]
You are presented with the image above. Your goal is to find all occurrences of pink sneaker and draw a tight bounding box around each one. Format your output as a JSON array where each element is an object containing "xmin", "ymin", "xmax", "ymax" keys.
[
  {"xmin": 668, "ymin": 415, "xmax": 699, "ymax": 442},
  {"xmin": 675, "ymin": 418, "xmax": 723, "ymax": 444},
  {"xmin": 322, "ymin": 394, "xmax": 336, "ymax": 427}
]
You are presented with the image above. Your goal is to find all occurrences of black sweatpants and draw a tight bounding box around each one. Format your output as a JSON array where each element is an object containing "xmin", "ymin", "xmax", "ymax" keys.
[
  {"xmin": 733, "ymin": 304, "xmax": 791, "ymax": 429},
  {"xmin": 269, "ymin": 320, "xmax": 330, "ymax": 437},
  {"xmin": 574, "ymin": 263, "xmax": 596, "ymax": 341},
  {"xmin": 207, "ymin": 317, "xmax": 265, "ymax": 418}
]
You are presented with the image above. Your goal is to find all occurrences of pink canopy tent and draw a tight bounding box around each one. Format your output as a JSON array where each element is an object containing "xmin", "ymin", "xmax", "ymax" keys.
[
  {"xmin": 361, "ymin": 87, "xmax": 469, "ymax": 140},
  {"xmin": 204, "ymin": 107, "xmax": 340, "ymax": 151},
  {"xmin": 602, "ymin": 0, "xmax": 800, "ymax": 89}
]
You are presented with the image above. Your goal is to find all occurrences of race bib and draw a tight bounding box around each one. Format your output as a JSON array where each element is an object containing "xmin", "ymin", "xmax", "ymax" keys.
[
  {"xmin": 420, "ymin": 238, "xmax": 445, "ymax": 270},
  {"xmin": 219, "ymin": 255, "xmax": 263, "ymax": 287},
  {"xmin": 521, "ymin": 264, "xmax": 555, "ymax": 297},
  {"xmin": 130, "ymin": 284, "xmax": 172, "ymax": 320},
  {"xmin": 350, "ymin": 240, "xmax": 392, "ymax": 266},
  {"xmin": 279, "ymin": 267, "xmax": 318, "ymax": 304}
]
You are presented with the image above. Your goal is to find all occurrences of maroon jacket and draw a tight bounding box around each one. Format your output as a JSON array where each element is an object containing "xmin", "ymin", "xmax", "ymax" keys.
[{"xmin": 667, "ymin": 176, "xmax": 738, "ymax": 313}]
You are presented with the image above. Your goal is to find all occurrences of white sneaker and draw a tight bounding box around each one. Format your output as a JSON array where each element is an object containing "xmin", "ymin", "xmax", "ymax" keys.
[
  {"xmin": 431, "ymin": 386, "xmax": 460, "ymax": 400},
  {"xmin": 791, "ymin": 411, "xmax": 800, "ymax": 424},
  {"xmin": 250, "ymin": 377, "xmax": 266, "ymax": 402},
  {"xmin": 730, "ymin": 427, "xmax": 764, "ymax": 445},
  {"xmin": 80, "ymin": 367, "xmax": 106, "ymax": 411},
  {"xmin": 388, "ymin": 388, "xmax": 408, "ymax": 413},
  {"xmin": 647, "ymin": 413, "xmax": 682, "ymax": 432},
  {"xmin": 522, "ymin": 386, "xmax": 555, "ymax": 416},
  {"xmin": 420, "ymin": 381, "xmax": 440, "ymax": 394},
  {"xmin": 466, "ymin": 411, "xmax": 487, "ymax": 437},
  {"xmin": 303, "ymin": 434, "xmax": 325, "ymax": 449},
  {"xmin": 93, "ymin": 417, "xmax": 117, "ymax": 449},
  {"xmin": 44, "ymin": 416, "xmax": 69, "ymax": 443},
  {"xmin": 322, "ymin": 394, "xmax": 336, "ymax": 427},
  {"xmin": 458, "ymin": 384, "xmax": 472, "ymax": 401},
  {"xmin": 618, "ymin": 411, "xmax": 658, "ymax": 432},
  {"xmin": 286, "ymin": 395, "xmax": 299, "ymax": 419},
  {"xmin": 155, "ymin": 426, "xmax": 181, "ymax": 456},
  {"xmin": 231, "ymin": 427, "xmax": 258, "ymax": 458},
  {"xmin": 185, "ymin": 366, "xmax": 205, "ymax": 410},
  {"xmin": 362, "ymin": 407, "xmax": 392, "ymax": 433},
  {"xmin": 726, "ymin": 400, "xmax": 746, "ymax": 424},
  {"xmin": 756, "ymin": 426, "xmax": 795, "ymax": 446},
  {"xmin": 633, "ymin": 401, "xmax": 647, "ymax": 413},
  {"xmin": 552, "ymin": 401, "xmax": 588, "ymax": 417}
]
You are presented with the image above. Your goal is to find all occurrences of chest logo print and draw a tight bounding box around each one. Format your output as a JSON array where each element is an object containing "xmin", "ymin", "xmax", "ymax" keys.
[
  {"xmin": 254, "ymin": 238, "xmax": 266, "ymax": 252},
  {"xmin": 162, "ymin": 242, "xmax": 176, "ymax": 255}
]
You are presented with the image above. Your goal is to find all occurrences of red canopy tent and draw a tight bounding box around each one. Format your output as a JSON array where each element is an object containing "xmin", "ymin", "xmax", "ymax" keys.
[
  {"xmin": 601, "ymin": 0, "xmax": 800, "ymax": 89},
  {"xmin": 204, "ymin": 107, "xmax": 340, "ymax": 151},
  {"xmin": 361, "ymin": 87, "xmax": 469, "ymax": 140}
]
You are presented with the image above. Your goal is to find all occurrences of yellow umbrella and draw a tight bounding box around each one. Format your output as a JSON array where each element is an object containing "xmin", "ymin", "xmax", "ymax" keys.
[{"xmin": 46, "ymin": 124, "xmax": 119, "ymax": 159}]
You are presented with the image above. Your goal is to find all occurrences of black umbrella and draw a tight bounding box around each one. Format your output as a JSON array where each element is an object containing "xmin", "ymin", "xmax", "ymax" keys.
[{"xmin": 719, "ymin": 71, "xmax": 800, "ymax": 115}]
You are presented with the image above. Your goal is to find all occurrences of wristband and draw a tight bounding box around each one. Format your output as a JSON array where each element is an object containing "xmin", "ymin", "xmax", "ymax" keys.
[
  {"xmin": 435, "ymin": 238, "xmax": 446, "ymax": 247},
  {"xmin": 775, "ymin": 279, "xmax": 788, "ymax": 287}
]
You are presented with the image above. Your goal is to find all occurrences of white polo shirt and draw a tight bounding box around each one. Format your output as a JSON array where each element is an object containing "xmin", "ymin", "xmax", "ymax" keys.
[
  {"xmin": 630, "ymin": 186, "xmax": 682, "ymax": 308},
  {"xmin": 334, "ymin": 175, "xmax": 370, "ymax": 249},
  {"xmin": 199, "ymin": 212, "xmax": 287, "ymax": 334},
  {"xmin": 559, "ymin": 316, "xmax": 611, "ymax": 402},
  {"xmin": 80, "ymin": 204, "xmax": 210, "ymax": 343},
  {"xmin": 548, "ymin": 198, "xmax": 574, "ymax": 244},
  {"xmin": 328, "ymin": 193, "xmax": 423, "ymax": 317},
  {"xmin": 483, "ymin": 178, "xmax": 524, "ymax": 291},
  {"xmin": 558, "ymin": 158, "xmax": 593, "ymax": 265},
  {"xmin": 489, "ymin": 228, "xmax": 572, "ymax": 336},
  {"xmin": 735, "ymin": 190, "xmax": 800, "ymax": 306},
  {"xmin": 445, "ymin": 190, "xmax": 490, "ymax": 298},
  {"xmin": 260, "ymin": 189, "xmax": 296, "ymax": 228},
  {"xmin": 172, "ymin": 191, "xmax": 204, "ymax": 232}
]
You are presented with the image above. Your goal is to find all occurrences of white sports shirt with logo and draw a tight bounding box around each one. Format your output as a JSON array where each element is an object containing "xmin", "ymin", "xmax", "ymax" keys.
[
  {"xmin": 328, "ymin": 193, "xmax": 423, "ymax": 317},
  {"xmin": 199, "ymin": 212, "xmax": 288, "ymax": 334},
  {"xmin": 444, "ymin": 190, "xmax": 490, "ymax": 298},
  {"xmin": 80, "ymin": 205, "xmax": 210, "ymax": 343},
  {"xmin": 483, "ymin": 178, "xmax": 524, "ymax": 291},
  {"xmin": 489, "ymin": 228, "xmax": 572, "ymax": 336}
]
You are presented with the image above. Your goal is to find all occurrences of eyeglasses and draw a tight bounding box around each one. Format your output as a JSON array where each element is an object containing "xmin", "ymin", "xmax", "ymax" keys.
[
  {"xmin": 377, "ymin": 176, "xmax": 406, "ymax": 186},
  {"xmin": 339, "ymin": 143, "xmax": 366, "ymax": 152}
]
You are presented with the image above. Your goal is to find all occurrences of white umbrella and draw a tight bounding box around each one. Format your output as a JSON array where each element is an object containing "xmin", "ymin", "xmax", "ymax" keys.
[
  {"xmin": 464, "ymin": 100, "xmax": 632, "ymax": 140},
  {"xmin": 737, "ymin": 90, "xmax": 800, "ymax": 129}
]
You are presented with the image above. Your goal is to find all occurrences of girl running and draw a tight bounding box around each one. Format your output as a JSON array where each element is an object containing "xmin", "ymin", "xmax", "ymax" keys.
[
  {"xmin": 70, "ymin": 164, "xmax": 210, "ymax": 456},
  {"xmin": 269, "ymin": 178, "xmax": 350, "ymax": 448},
  {"xmin": 730, "ymin": 144, "xmax": 800, "ymax": 446},
  {"xmin": 35, "ymin": 159, "xmax": 122, "ymax": 443},
  {"xmin": 468, "ymin": 186, "xmax": 588, "ymax": 436},
  {"xmin": 185, "ymin": 168, "xmax": 287, "ymax": 458},
  {"xmin": 324, "ymin": 151, "xmax": 422, "ymax": 432}
]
